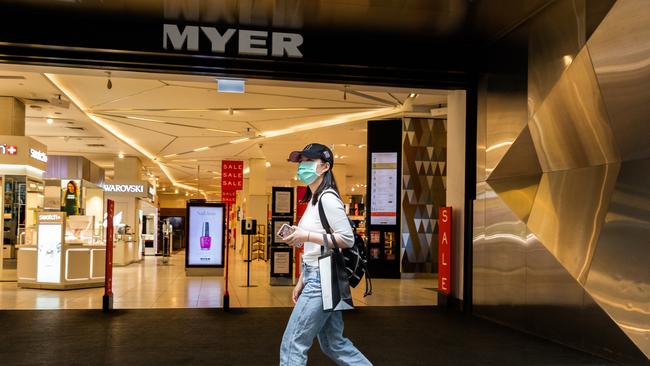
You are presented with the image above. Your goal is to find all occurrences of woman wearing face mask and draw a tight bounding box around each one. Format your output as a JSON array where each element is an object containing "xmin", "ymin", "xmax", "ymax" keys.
[{"xmin": 280, "ymin": 143, "xmax": 372, "ymax": 366}]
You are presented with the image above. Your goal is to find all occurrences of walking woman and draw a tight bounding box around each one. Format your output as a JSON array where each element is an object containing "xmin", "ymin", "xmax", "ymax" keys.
[{"xmin": 280, "ymin": 143, "xmax": 372, "ymax": 366}]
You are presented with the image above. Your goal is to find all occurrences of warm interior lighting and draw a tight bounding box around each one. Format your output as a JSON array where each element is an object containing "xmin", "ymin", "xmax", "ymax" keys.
[
  {"xmin": 262, "ymin": 108, "xmax": 309, "ymax": 111},
  {"xmin": 562, "ymin": 55, "xmax": 574, "ymax": 67},
  {"xmin": 408, "ymin": 93, "xmax": 418, "ymax": 98},
  {"xmin": 193, "ymin": 146, "xmax": 210, "ymax": 152},
  {"xmin": 230, "ymin": 137, "xmax": 250, "ymax": 144},
  {"xmin": 163, "ymin": 153, "xmax": 177, "ymax": 158},
  {"xmin": 46, "ymin": 118, "xmax": 54, "ymax": 124},
  {"xmin": 118, "ymin": 152, "xmax": 124, "ymax": 159},
  {"xmin": 265, "ymin": 162, "xmax": 271, "ymax": 168}
]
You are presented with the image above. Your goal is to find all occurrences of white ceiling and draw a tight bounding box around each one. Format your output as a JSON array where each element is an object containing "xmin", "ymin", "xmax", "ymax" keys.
[{"xmin": 0, "ymin": 65, "xmax": 447, "ymax": 200}]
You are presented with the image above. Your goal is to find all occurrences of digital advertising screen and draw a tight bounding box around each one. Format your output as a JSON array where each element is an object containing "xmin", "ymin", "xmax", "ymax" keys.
[{"xmin": 186, "ymin": 203, "xmax": 224, "ymax": 267}]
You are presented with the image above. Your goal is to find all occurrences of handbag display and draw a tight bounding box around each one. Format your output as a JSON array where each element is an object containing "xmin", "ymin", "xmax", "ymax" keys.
[{"xmin": 318, "ymin": 234, "xmax": 354, "ymax": 312}]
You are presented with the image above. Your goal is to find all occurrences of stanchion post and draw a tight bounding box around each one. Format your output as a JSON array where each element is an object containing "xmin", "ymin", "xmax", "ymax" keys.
[
  {"xmin": 102, "ymin": 199, "xmax": 114, "ymax": 312},
  {"xmin": 223, "ymin": 203, "xmax": 230, "ymax": 311}
]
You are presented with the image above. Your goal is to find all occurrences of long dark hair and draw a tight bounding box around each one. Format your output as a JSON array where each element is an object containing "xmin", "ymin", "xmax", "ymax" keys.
[{"xmin": 301, "ymin": 165, "xmax": 340, "ymax": 205}]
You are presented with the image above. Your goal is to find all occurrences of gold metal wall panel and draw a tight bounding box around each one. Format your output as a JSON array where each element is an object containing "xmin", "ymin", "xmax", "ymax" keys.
[
  {"xmin": 476, "ymin": 75, "xmax": 488, "ymax": 183},
  {"xmin": 527, "ymin": 0, "xmax": 586, "ymax": 117},
  {"xmin": 486, "ymin": 174, "xmax": 540, "ymax": 224},
  {"xmin": 488, "ymin": 125, "xmax": 541, "ymax": 181},
  {"xmin": 485, "ymin": 73, "xmax": 528, "ymax": 176},
  {"xmin": 587, "ymin": 0, "xmax": 650, "ymax": 162},
  {"xmin": 584, "ymin": 158, "xmax": 650, "ymax": 358},
  {"xmin": 529, "ymin": 48, "xmax": 620, "ymax": 172},
  {"xmin": 527, "ymin": 163, "xmax": 620, "ymax": 283}
]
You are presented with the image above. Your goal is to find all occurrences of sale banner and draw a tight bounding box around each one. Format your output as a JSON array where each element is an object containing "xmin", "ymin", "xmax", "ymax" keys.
[
  {"xmin": 222, "ymin": 190, "xmax": 237, "ymax": 204},
  {"xmin": 438, "ymin": 207, "xmax": 452, "ymax": 295},
  {"xmin": 221, "ymin": 160, "xmax": 244, "ymax": 191}
]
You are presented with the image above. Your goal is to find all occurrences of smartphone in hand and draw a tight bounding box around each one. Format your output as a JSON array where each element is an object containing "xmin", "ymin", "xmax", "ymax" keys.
[{"xmin": 277, "ymin": 223, "xmax": 295, "ymax": 239}]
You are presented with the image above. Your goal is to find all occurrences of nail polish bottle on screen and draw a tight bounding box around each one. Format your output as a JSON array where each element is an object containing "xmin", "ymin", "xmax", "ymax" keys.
[{"xmin": 200, "ymin": 222, "xmax": 211, "ymax": 250}]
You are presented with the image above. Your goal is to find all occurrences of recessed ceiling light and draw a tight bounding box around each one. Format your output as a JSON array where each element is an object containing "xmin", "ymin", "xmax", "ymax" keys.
[
  {"xmin": 408, "ymin": 93, "xmax": 418, "ymax": 98},
  {"xmin": 118, "ymin": 152, "xmax": 124, "ymax": 159},
  {"xmin": 162, "ymin": 187, "xmax": 166, "ymax": 191},
  {"xmin": 193, "ymin": 146, "xmax": 210, "ymax": 152},
  {"xmin": 163, "ymin": 153, "xmax": 177, "ymax": 158},
  {"xmin": 46, "ymin": 118, "xmax": 53, "ymax": 124}
]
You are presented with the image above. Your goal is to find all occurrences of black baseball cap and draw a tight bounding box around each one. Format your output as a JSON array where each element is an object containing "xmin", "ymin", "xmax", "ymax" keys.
[{"xmin": 288, "ymin": 143, "xmax": 334, "ymax": 166}]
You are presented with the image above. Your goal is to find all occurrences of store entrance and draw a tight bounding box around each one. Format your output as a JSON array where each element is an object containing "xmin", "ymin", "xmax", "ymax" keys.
[{"xmin": 0, "ymin": 64, "xmax": 467, "ymax": 309}]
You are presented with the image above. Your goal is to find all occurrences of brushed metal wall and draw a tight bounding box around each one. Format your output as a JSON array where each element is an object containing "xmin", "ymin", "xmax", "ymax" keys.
[{"xmin": 474, "ymin": 0, "xmax": 649, "ymax": 362}]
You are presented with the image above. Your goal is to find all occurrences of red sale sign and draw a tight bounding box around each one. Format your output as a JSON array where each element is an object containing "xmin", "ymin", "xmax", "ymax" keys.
[
  {"xmin": 222, "ymin": 190, "xmax": 237, "ymax": 204},
  {"xmin": 221, "ymin": 160, "xmax": 244, "ymax": 191},
  {"xmin": 438, "ymin": 207, "xmax": 452, "ymax": 295}
]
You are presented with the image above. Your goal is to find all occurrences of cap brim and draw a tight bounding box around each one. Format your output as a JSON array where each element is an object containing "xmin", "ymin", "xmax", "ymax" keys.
[{"xmin": 288, "ymin": 150, "xmax": 320, "ymax": 162}]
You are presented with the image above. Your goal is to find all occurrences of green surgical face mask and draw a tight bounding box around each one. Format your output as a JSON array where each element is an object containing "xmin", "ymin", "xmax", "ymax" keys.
[{"xmin": 297, "ymin": 161, "xmax": 321, "ymax": 185}]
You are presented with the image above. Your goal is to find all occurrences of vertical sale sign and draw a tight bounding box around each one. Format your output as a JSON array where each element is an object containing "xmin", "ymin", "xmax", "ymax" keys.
[
  {"xmin": 438, "ymin": 207, "xmax": 452, "ymax": 295},
  {"xmin": 221, "ymin": 160, "xmax": 244, "ymax": 191}
]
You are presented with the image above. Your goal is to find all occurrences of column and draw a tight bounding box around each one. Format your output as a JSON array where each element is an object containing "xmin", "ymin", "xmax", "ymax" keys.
[
  {"xmin": 0, "ymin": 97, "xmax": 25, "ymax": 136},
  {"xmin": 446, "ymin": 90, "xmax": 466, "ymax": 301},
  {"xmin": 0, "ymin": 97, "xmax": 25, "ymax": 277},
  {"xmin": 243, "ymin": 159, "xmax": 267, "ymax": 259},
  {"xmin": 113, "ymin": 156, "xmax": 142, "ymax": 181}
]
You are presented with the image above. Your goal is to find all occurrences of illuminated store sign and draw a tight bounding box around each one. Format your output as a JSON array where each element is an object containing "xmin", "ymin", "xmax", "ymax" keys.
[
  {"xmin": 163, "ymin": 24, "xmax": 303, "ymax": 58},
  {"xmin": 103, "ymin": 184, "xmax": 145, "ymax": 193},
  {"xmin": 148, "ymin": 186, "xmax": 156, "ymax": 196},
  {"xmin": 0, "ymin": 144, "xmax": 17, "ymax": 155},
  {"xmin": 29, "ymin": 148, "xmax": 48, "ymax": 163}
]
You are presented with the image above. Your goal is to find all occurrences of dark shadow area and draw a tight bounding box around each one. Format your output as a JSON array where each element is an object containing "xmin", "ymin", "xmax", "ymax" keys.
[{"xmin": 0, "ymin": 307, "xmax": 617, "ymax": 365}]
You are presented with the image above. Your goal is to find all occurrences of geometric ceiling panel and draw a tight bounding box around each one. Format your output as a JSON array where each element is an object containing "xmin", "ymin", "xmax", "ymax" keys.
[
  {"xmin": 526, "ymin": 163, "xmax": 620, "ymax": 284},
  {"xmin": 583, "ymin": 158, "xmax": 650, "ymax": 359},
  {"xmin": 529, "ymin": 47, "xmax": 620, "ymax": 173},
  {"xmin": 587, "ymin": 0, "xmax": 650, "ymax": 162},
  {"xmin": 487, "ymin": 125, "xmax": 541, "ymax": 181},
  {"xmin": 486, "ymin": 173, "xmax": 540, "ymax": 224}
]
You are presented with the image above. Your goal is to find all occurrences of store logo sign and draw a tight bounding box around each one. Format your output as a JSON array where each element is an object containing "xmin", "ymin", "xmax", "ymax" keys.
[
  {"xmin": 38, "ymin": 212, "xmax": 64, "ymax": 223},
  {"xmin": 103, "ymin": 184, "xmax": 145, "ymax": 193},
  {"xmin": 163, "ymin": 24, "xmax": 303, "ymax": 58},
  {"xmin": 0, "ymin": 144, "xmax": 17, "ymax": 155},
  {"xmin": 29, "ymin": 148, "xmax": 48, "ymax": 163},
  {"xmin": 148, "ymin": 186, "xmax": 156, "ymax": 196}
]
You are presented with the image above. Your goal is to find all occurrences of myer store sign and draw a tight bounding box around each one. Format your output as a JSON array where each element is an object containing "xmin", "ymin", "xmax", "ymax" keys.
[
  {"xmin": 103, "ymin": 182, "xmax": 154, "ymax": 200},
  {"xmin": 0, "ymin": 135, "xmax": 48, "ymax": 172}
]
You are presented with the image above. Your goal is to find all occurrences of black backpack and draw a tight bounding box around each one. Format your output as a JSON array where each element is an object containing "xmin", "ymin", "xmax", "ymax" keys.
[{"xmin": 318, "ymin": 191, "xmax": 372, "ymax": 297}]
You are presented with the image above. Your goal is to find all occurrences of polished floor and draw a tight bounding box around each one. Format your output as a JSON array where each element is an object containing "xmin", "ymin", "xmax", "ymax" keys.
[
  {"xmin": 0, "ymin": 246, "xmax": 436, "ymax": 309},
  {"xmin": 0, "ymin": 307, "xmax": 615, "ymax": 365}
]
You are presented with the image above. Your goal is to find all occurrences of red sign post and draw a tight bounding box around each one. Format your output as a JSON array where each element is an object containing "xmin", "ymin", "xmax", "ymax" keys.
[
  {"xmin": 221, "ymin": 160, "xmax": 243, "ymax": 311},
  {"xmin": 438, "ymin": 207, "xmax": 452, "ymax": 295},
  {"xmin": 102, "ymin": 199, "xmax": 114, "ymax": 312}
]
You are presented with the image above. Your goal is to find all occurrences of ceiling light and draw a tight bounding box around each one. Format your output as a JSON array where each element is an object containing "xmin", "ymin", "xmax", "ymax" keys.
[
  {"xmin": 562, "ymin": 55, "xmax": 574, "ymax": 67},
  {"xmin": 334, "ymin": 155, "xmax": 339, "ymax": 159},
  {"xmin": 356, "ymin": 184, "xmax": 360, "ymax": 187},
  {"xmin": 358, "ymin": 144, "xmax": 366, "ymax": 148},
  {"xmin": 217, "ymin": 79, "xmax": 245, "ymax": 93},
  {"xmin": 185, "ymin": 192, "xmax": 189, "ymax": 196},
  {"xmin": 206, "ymin": 128, "xmax": 238, "ymax": 135},
  {"xmin": 265, "ymin": 162, "xmax": 271, "ymax": 168},
  {"xmin": 46, "ymin": 118, "xmax": 54, "ymax": 124},
  {"xmin": 293, "ymin": 176, "xmax": 298, "ymax": 181},
  {"xmin": 193, "ymin": 146, "xmax": 210, "ymax": 152},
  {"xmin": 243, "ymin": 167, "xmax": 251, "ymax": 175},
  {"xmin": 125, "ymin": 115, "xmax": 166, "ymax": 123},
  {"xmin": 230, "ymin": 137, "xmax": 250, "ymax": 144},
  {"xmin": 408, "ymin": 93, "xmax": 418, "ymax": 98},
  {"xmin": 262, "ymin": 108, "xmax": 309, "ymax": 111},
  {"xmin": 118, "ymin": 152, "xmax": 124, "ymax": 159},
  {"xmin": 351, "ymin": 187, "xmax": 355, "ymax": 192},
  {"xmin": 339, "ymin": 155, "xmax": 346, "ymax": 159},
  {"xmin": 162, "ymin": 187, "xmax": 166, "ymax": 191},
  {"xmin": 174, "ymin": 189, "xmax": 179, "ymax": 194},
  {"xmin": 163, "ymin": 153, "xmax": 177, "ymax": 158}
]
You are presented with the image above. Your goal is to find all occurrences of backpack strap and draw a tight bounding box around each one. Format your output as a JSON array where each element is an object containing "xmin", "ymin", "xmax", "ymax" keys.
[{"xmin": 318, "ymin": 190, "xmax": 341, "ymax": 255}]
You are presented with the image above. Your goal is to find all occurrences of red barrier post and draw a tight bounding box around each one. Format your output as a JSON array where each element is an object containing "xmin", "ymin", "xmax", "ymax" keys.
[{"xmin": 102, "ymin": 199, "xmax": 114, "ymax": 312}]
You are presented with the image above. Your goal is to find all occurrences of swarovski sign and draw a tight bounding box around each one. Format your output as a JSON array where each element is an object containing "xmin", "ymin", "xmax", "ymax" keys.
[
  {"xmin": 163, "ymin": 24, "xmax": 303, "ymax": 58},
  {"xmin": 103, "ymin": 184, "xmax": 145, "ymax": 193}
]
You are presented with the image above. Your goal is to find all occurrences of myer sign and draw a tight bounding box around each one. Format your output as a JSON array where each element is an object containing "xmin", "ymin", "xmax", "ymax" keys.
[{"xmin": 163, "ymin": 24, "xmax": 303, "ymax": 58}]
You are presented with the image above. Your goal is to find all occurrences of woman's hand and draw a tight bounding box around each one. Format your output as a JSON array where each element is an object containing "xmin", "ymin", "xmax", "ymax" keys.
[
  {"xmin": 292, "ymin": 277, "xmax": 305, "ymax": 304},
  {"xmin": 285, "ymin": 226, "xmax": 308, "ymax": 248}
]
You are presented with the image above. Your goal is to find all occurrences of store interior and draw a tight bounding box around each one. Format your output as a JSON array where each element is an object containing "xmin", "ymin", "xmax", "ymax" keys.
[{"xmin": 0, "ymin": 63, "xmax": 464, "ymax": 309}]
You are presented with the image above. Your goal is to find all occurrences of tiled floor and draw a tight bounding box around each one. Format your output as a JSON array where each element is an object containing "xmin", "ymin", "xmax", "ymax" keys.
[{"xmin": 0, "ymin": 247, "xmax": 437, "ymax": 309}]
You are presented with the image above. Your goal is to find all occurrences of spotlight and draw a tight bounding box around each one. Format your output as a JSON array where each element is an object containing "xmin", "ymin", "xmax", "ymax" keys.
[
  {"xmin": 106, "ymin": 71, "xmax": 112, "ymax": 90},
  {"xmin": 408, "ymin": 93, "xmax": 418, "ymax": 98},
  {"xmin": 46, "ymin": 118, "xmax": 54, "ymax": 124},
  {"xmin": 118, "ymin": 152, "xmax": 124, "ymax": 159}
]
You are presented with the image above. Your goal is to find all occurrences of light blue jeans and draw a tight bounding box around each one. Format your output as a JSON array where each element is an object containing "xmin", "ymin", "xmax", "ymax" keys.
[{"xmin": 280, "ymin": 264, "xmax": 372, "ymax": 366}]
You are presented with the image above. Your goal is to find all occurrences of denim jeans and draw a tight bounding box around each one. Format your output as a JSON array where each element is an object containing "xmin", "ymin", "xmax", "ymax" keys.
[{"xmin": 280, "ymin": 264, "xmax": 372, "ymax": 366}]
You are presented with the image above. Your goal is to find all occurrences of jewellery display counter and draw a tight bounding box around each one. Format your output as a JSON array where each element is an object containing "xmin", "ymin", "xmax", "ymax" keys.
[
  {"xmin": 113, "ymin": 233, "xmax": 136, "ymax": 266},
  {"xmin": 16, "ymin": 212, "xmax": 106, "ymax": 290}
]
